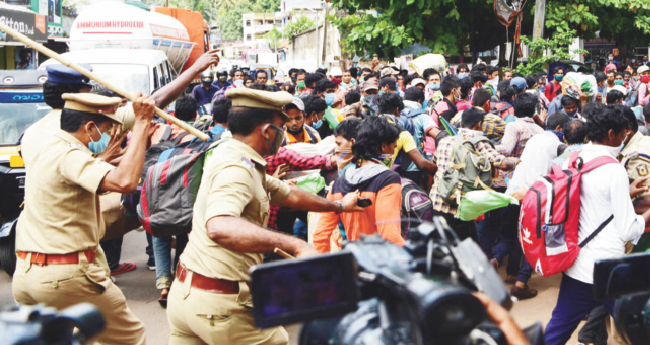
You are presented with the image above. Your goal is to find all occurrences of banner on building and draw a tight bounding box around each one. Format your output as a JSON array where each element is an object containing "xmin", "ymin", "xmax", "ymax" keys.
[
  {"xmin": 31, "ymin": 0, "xmax": 62, "ymax": 37},
  {"xmin": 0, "ymin": 7, "xmax": 47, "ymax": 42}
]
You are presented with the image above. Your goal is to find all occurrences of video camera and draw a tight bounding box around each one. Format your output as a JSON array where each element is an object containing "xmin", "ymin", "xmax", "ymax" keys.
[
  {"xmin": 0, "ymin": 303, "xmax": 105, "ymax": 345},
  {"xmin": 250, "ymin": 217, "xmax": 545, "ymax": 345},
  {"xmin": 594, "ymin": 252, "xmax": 650, "ymax": 345}
]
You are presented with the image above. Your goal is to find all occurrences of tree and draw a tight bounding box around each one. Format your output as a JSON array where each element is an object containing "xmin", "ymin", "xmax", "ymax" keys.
[
  {"xmin": 216, "ymin": 0, "xmax": 262, "ymax": 41},
  {"xmin": 514, "ymin": 30, "xmax": 587, "ymax": 76},
  {"xmin": 328, "ymin": 0, "xmax": 650, "ymax": 59},
  {"xmin": 281, "ymin": 15, "xmax": 317, "ymax": 43}
]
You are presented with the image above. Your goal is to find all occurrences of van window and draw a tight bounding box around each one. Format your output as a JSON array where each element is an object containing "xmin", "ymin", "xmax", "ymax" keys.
[
  {"xmin": 162, "ymin": 62, "xmax": 171, "ymax": 83},
  {"xmin": 156, "ymin": 64, "xmax": 166, "ymax": 87},
  {"xmin": 153, "ymin": 67, "xmax": 159, "ymax": 90}
]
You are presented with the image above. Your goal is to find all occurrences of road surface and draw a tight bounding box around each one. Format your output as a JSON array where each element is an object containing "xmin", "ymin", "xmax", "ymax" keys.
[{"xmin": 0, "ymin": 229, "xmax": 612, "ymax": 344}]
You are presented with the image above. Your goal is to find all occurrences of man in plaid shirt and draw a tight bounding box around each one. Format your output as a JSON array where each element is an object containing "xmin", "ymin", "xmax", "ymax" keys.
[
  {"xmin": 482, "ymin": 92, "xmax": 543, "ymax": 300},
  {"xmin": 265, "ymin": 147, "xmax": 336, "ymax": 234},
  {"xmin": 429, "ymin": 107, "xmax": 518, "ymax": 241}
]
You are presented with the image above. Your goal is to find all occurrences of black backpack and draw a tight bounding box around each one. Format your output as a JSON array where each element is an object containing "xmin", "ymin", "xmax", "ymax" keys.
[{"xmin": 122, "ymin": 127, "xmax": 202, "ymax": 217}]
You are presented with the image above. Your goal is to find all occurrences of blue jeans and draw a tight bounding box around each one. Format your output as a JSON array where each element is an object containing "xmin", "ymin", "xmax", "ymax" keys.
[
  {"xmin": 153, "ymin": 234, "xmax": 188, "ymax": 290},
  {"xmin": 480, "ymin": 203, "xmax": 525, "ymax": 278},
  {"xmin": 545, "ymin": 274, "xmax": 614, "ymax": 345}
]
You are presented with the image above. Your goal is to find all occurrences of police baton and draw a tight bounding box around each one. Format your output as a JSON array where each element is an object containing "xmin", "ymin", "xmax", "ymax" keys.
[{"xmin": 0, "ymin": 21, "xmax": 210, "ymax": 142}]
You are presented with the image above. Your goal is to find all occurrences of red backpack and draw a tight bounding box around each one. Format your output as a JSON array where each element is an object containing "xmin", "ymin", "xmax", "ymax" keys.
[{"xmin": 519, "ymin": 151, "xmax": 617, "ymax": 277}]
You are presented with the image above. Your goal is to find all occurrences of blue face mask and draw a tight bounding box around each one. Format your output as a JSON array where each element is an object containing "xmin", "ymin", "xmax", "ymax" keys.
[
  {"xmin": 457, "ymin": 72, "xmax": 469, "ymax": 79},
  {"xmin": 313, "ymin": 120, "xmax": 323, "ymax": 129},
  {"xmin": 547, "ymin": 129, "xmax": 564, "ymax": 142},
  {"xmin": 87, "ymin": 124, "xmax": 110, "ymax": 155},
  {"xmin": 429, "ymin": 83, "xmax": 440, "ymax": 90},
  {"xmin": 325, "ymin": 93, "xmax": 336, "ymax": 106},
  {"xmin": 538, "ymin": 86, "xmax": 545, "ymax": 93},
  {"xmin": 378, "ymin": 91, "xmax": 385, "ymax": 96}
]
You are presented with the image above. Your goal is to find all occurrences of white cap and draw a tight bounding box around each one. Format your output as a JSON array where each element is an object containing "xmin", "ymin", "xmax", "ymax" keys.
[
  {"xmin": 329, "ymin": 66, "xmax": 343, "ymax": 77},
  {"xmin": 290, "ymin": 97, "xmax": 305, "ymax": 111},
  {"xmin": 411, "ymin": 78, "xmax": 426, "ymax": 87},
  {"xmin": 638, "ymin": 65, "xmax": 650, "ymax": 74}
]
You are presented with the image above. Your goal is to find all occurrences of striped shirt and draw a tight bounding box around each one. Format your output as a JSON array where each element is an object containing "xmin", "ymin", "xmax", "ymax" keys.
[{"xmin": 495, "ymin": 117, "xmax": 543, "ymax": 187}]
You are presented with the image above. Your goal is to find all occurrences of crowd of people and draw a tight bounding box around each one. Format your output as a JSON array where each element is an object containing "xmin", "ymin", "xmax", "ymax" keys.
[{"xmin": 11, "ymin": 47, "xmax": 650, "ymax": 345}]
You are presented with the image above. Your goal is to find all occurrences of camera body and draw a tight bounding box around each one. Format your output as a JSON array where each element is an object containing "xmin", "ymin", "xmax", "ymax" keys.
[
  {"xmin": 250, "ymin": 217, "xmax": 520, "ymax": 345},
  {"xmin": 0, "ymin": 303, "xmax": 105, "ymax": 345},
  {"xmin": 594, "ymin": 252, "xmax": 650, "ymax": 345}
]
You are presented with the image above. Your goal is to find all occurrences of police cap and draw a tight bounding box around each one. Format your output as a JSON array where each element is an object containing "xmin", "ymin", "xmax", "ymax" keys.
[
  {"xmin": 46, "ymin": 64, "xmax": 93, "ymax": 85},
  {"xmin": 62, "ymin": 93, "xmax": 123, "ymax": 124},
  {"xmin": 225, "ymin": 88, "xmax": 293, "ymax": 121}
]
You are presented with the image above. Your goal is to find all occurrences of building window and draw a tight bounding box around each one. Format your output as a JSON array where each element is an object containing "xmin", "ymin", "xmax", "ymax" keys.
[
  {"xmin": 246, "ymin": 20, "xmax": 251, "ymax": 27},
  {"xmin": 247, "ymin": 34, "xmax": 252, "ymax": 41}
]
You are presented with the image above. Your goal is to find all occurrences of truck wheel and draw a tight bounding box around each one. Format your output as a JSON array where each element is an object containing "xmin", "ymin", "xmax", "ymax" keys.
[{"xmin": 0, "ymin": 230, "xmax": 16, "ymax": 277}]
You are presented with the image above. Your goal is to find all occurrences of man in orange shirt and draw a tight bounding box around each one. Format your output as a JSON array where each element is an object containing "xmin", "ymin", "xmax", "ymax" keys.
[{"xmin": 284, "ymin": 98, "xmax": 321, "ymax": 145}]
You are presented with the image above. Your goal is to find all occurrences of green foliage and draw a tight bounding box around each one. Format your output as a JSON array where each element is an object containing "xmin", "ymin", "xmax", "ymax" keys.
[
  {"xmin": 282, "ymin": 15, "xmax": 317, "ymax": 43},
  {"xmin": 216, "ymin": 0, "xmax": 262, "ymax": 41},
  {"xmin": 541, "ymin": 0, "xmax": 650, "ymax": 47},
  {"xmin": 514, "ymin": 30, "xmax": 587, "ymax": 76}
]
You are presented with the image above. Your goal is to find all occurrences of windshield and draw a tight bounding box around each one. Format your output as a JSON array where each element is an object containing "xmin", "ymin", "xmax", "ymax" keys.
[
  {"xmin": 0, "ymin": 102, "xmax": 51, "ymax": 145},
  {"xmin": 89, "ymin": 64, "xmax": 150, "ymax": 96}
]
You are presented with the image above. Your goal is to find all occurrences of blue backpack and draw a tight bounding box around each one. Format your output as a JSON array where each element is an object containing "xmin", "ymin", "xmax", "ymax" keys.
[{"xmin": 399, "ymin": 108, "xmax": 427, "ymax": 151}]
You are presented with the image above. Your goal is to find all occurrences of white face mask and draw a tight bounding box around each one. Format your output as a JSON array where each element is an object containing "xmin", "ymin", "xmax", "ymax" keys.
[{"xmin": 487, "ymin": 77, "xmax": 499, "ymax": 87}]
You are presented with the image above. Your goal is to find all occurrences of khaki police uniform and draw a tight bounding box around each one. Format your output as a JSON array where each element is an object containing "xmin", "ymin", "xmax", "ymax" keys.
[
  {"xmin": 167, "ymin": 88, "xmax": 294, "ymax": 345},
  {"xmin": 620, "ymin": 131, "xmax": 650, "ymax": 198},
  {"xmin": 12, "ymin": 93, "xmax": 146, "ymax": 345}
]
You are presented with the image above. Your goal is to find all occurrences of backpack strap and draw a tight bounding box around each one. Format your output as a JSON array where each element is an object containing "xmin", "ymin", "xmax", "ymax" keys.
[
  {"xmin": 578, "ymin": 215, "xmax": 614, "ymax": 248},
  {"xmin": 572, "ymin": 154, "xmax": 619, "ymax": 173},
  {"xmin": 171, "ymin": 132, "xmax": 191, "ymax": 145},
  {"xmin": 161, "ymin": 126, "xmax": 173, "ymax": 142}
]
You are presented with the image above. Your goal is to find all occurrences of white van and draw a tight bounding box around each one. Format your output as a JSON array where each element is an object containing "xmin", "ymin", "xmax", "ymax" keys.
[{"xmin": 39, "ymin": 49, "xmax": 174, "ymax": 96}]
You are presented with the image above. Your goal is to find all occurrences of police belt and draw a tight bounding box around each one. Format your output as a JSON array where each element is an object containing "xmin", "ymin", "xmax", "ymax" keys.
[
  {"xmin": 176, "ymin": 262, "xmax": 248, "ymax": 294},
  {"xmin": 17, "ymin": 250, "xmax": 96, "ymax": 266}
]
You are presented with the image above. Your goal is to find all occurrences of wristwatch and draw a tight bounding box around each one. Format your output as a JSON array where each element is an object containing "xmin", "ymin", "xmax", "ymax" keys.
[{"xmin": 334, "ymin": 201, "xmax": 343, "ymax": 214}]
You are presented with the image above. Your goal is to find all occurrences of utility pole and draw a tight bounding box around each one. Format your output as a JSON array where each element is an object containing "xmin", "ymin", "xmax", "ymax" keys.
[
  {"xmin": 316, "ymin": 11, "xmax": 320, "ymax": 67},
  {"xmin": 532, "ymin": 0, "xmax": 546, "ymax": 42}
]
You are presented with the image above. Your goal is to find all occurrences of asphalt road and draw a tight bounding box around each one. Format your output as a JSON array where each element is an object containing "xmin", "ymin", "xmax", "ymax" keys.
[{"xmin": 0, "ymin": 230, "xmax": 612, "ymax": 344}]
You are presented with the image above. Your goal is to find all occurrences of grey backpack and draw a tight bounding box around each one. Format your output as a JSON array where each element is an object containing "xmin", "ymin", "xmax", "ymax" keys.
[{"xmin": 438, "ymin": 136, "xmax": 494, "ymax": 205}]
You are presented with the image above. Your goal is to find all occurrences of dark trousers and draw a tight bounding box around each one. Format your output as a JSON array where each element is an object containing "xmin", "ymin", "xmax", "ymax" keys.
[
  {"xmin": 545, "ymin": 274, "xmax": 614, "ymax": 345},
  {"xmin": 99, "ymin": 236, "xmax": 123, "ymax": 272},
  {"xmin": 480, "ymin": 203, "xmax": 533, "ymax": 282},
  {"xmin": 578, "ymin": 306, "xmax": 609, "ymax": 345},
  {"xmin": 433, "ymin": 210, "xmax": 477, "ymax": 242}
]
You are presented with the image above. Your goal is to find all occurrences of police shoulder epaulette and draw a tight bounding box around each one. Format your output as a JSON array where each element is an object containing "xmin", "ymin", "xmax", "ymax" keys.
[{"xmin": 241, "ymin": 156, "xmax": 255, "ymax": 169}]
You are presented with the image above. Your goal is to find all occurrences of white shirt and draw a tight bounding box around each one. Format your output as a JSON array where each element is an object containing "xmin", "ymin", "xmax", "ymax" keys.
[
  {"xmin": 563, "ymin": 143, "xmax": 645, "ymax": 284},
  {"xmin": 506, "ymin": 131, "xmax": 562, "ymax": 195}
]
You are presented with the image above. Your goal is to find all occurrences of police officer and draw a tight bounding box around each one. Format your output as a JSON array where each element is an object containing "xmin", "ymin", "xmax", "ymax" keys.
[
  {"xmin": 167, "ymin": 88, "xmax": 364, "ymax": 345},
  {"xmin": 13, "ymin": 92, "xmax": 156, "ymax": 344}
]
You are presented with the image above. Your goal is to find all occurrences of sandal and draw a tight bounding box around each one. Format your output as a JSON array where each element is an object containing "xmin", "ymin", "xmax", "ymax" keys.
[
  {"xmin": 158, "ymin": 288, "xmax": 169, "ymax": 308},
  {"xmin": 111, "ymin": 263, "xmax": 137, "ymax": 276}
]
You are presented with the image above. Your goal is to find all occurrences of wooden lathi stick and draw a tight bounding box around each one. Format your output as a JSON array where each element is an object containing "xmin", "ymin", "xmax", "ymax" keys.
[{"xmin": 0, "ymin": 21, "xmax": 209, "ymax": 141}]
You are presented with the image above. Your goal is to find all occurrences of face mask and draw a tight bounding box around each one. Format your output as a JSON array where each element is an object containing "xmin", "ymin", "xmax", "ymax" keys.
[
  {"xmin": 297, "ymin": 81, "xmax": 306, "ymax": 89},
  {"xmin": 335, "ymin": 148, "xmax": 353, "ymax": 171},
  {"xmin": 325, "ymin": 93, "xmax": 336, "ymax": 106},
  {"xmin": 615, "ymin": 80, "xmax": 624, "ymax": 86},
  {"xmin": 429, "ymin": 83, "xmax": 440, "ymax": 91},
  {"xmin": 371, "ymin": 153, "xmax": 394, "ymax": 167},
  {"xmin": 641, "ymin": 76, "xmax": 650, "ymax": 84},
  {"xmin": 609, "ymin": 56, "xmax": 613, "ymax": 61},
  {"xmin": 87, "ymin": 124, "xmax": 110, "ymax": 155},
  {"xmin": 203, "ymin": 80, "xmax": 212, "ymax": 85},
  {"xmin": 291, "ymin": 77, "xmax": 297, "ymax": 83},
  {"xmin": 458, "ymin": 72, "xmax": 469, "ymax": 79},
  {"xmin": 555, "ymin": 75, "xmax": 564, "ymax": 82},
  {"xmin": 538, "ymin": 86, "xmax": 545, "ymax": 93},
  {"xmin": 378, "ymin": 91, "xmax": 385, "ymax": 96},
  {"xmin": 487, "ymin": 77, "xmax": 499, "ymax": 87},
  {"xmin": 219, "ymin": 76, "xmax": 227, "ymax": 82},
  {"xmin": 332, "ymin": 77, "xmax": 342, "ymax": 85},
  {"xmin": 234, "ymin": 80, "xmax": 244, "ymax": 87},
  {"xmin": 312, "ymin": 119, "xmax": 323, "ymax": 129},
  {"xmin": 598, "ymin": 86, "xmax": 604, "ymax": 93},
  {"xmin": 263, "ymin": 124, "xmax": 284, "ymax": 155},
  {"xmin": 286, "ymin": 125, "xmax": 303, "ymax": 135}
]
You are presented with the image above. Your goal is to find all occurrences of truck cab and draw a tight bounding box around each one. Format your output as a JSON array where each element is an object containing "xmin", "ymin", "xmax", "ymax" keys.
[{"xmin": 39, "ymin": 49, "xmax": 172, "ymax": 96}]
